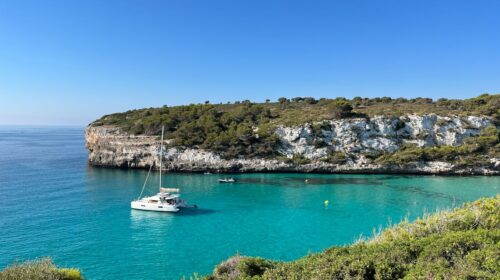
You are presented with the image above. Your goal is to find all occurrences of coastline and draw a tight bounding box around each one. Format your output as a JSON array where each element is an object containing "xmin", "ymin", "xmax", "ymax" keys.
[
  {"xmin": 87, "ymin": 163, "xmax": 500, "ymax": 176},
  {"xmin": 86, "ymin": 147, "xmax": 500, "ymax": 176},
  {"xmin": 85, "ymin": 119, "xmax": 500, "ymax": 176}
]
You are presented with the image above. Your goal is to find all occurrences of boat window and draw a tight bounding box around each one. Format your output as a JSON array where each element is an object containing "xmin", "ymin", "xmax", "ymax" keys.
[
  {"xmin": 158, "ymin": 206, "xmax": 163, "ymax": 208},
  {"xmin": 141, "ymin": 205, "xmax": 145, "ymax": 207}
]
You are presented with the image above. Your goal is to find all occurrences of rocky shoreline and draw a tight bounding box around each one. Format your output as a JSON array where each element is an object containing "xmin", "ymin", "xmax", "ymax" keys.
[{"xmin": 85, "ymin": 115, "xmax": 499, "ymax": 175}]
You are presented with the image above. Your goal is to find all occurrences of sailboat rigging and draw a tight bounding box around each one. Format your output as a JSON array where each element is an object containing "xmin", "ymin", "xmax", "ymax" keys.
[{"xmin": 131, "ymin": 126, "xmax": 196, "ymax": 212}]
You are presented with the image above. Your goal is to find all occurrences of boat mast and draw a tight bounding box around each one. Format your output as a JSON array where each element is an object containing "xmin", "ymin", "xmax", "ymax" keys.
[{"xmin": 159, "ymin": 126, "xmax": 164, "ymax": 191}]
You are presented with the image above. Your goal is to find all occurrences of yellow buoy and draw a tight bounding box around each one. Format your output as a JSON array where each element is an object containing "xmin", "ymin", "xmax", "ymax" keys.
[{"xmin": 324, "ymin": 200, "xmax": 329, "ymax": 206}]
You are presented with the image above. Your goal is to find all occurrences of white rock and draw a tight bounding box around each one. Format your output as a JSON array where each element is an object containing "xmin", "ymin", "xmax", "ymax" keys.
[{"xmin": 85, "ymin": 114, "xmax": 497, "ymax": 174}]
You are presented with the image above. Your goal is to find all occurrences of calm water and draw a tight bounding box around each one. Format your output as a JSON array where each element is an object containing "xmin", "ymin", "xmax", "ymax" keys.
[{"xmin": 0, "ymin": 126, "xmax": 498, "ymax": 279}]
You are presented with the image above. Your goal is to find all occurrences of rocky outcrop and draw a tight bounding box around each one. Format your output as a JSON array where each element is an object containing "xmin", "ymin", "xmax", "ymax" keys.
[{"xmin": 85, "ymin": 115, "xmax": 499, "ymax": 175}]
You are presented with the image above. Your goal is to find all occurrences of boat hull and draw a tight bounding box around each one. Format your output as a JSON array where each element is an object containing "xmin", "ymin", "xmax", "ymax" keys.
[{"xmin": 131, "ymin": 201, "xmax": 179, "ymax": 212}]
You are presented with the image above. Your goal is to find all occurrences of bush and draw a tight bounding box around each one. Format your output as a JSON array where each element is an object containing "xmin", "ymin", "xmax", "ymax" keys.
[
  {"xmin": 394, "ymin": 119, "xmax": 406, "ymax": 130},
  {"xmin": 212, "ymin": 255, "xmax": 275, "ymax": 279},
  {"xmin": 328, "ymin": 100, "xmax": 353, "ymax": 118},
  {"xmin": 404, "ymin": 230, "xmax": 499, "ymax": 279},
  {"xmin": 58, "ymin": 268, "xmax": 83, "ymax": 280},
  {"xmin": 375, "ymin": 144, "xmax": 424, "ymax": 165},
  {"xmin": 291, "ymin": 154, "xmax": 311, "ymax": 165},
  {"xmin": 212, "ymin": 255, "xmax": 242, "ymax": 279},
  {"xmin": 0, "ymin": 258, "xmax": 83, "ymax": 280},
  {"xmin": 322, "ymin": 151, "xmax": 347, "ymax": 164},
  {"xmin": 237, "ymin": 257, "xmax": 275, "ymax": 277}
]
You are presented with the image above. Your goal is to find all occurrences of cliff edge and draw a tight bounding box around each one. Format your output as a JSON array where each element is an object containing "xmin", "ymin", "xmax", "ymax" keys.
[{"xmin": 85, "ymin": 114, "xmax": 499, "ymax": 175}]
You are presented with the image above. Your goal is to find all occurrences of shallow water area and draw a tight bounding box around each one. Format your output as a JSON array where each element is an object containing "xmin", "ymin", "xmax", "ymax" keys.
[{"xmin": 0, "ymin": 126, "xmax": 498, "ymax": 279}]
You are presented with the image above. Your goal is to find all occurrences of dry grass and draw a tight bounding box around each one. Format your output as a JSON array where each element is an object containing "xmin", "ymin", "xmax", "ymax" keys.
[
  {"xmin": 368, "ymin": 195, "xmax": 500, "ymax": 244},
  {"xmin": 0, "ymin": 258, "xmax": 83, "ymax": 280}
]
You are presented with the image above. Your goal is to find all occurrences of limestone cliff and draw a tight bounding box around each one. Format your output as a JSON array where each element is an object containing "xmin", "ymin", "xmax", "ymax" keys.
[{"xmin": 85, "ymin": 115, "xmax": 499, "ymax": 175}]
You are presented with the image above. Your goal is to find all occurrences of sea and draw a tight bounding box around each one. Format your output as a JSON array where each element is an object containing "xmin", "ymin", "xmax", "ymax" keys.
[{"xmin": 0, "ymin": 126, "xmax": 498, "ymax": 279}]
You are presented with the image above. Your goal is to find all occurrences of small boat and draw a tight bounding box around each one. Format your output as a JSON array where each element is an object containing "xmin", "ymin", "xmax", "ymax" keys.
[
  {"xmin": 204, "ymin": 172, "xmax": 212, "ymax": 175},
  {"xmin": 218, "ymin": 178, "xmax": 235, "ymax": 183},
  {"xmin": 131, "ymin": 126, "xmax": 196, "ymax": 212}
]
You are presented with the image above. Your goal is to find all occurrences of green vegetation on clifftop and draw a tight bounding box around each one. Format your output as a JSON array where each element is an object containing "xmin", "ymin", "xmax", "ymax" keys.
[
  {"xmin": 93, "ymin": 94, "xmax": 499, "ymax": 134},
  {"xmin": 90, "ymin": 94, "xmax": 499, "ymax": 160},
  {"xmin": 202, "ymin": 195, "xmax": 500, "ymax": 280}
]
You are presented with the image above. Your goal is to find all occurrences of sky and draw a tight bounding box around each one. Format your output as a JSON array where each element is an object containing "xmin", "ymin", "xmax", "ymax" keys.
[{"xmin": 0, "ymin": 0, "xmax": 499, "ymax": 125}]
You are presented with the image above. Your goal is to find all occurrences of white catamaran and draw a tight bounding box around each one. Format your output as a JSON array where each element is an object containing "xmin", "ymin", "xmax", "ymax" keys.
[{"xmin": 131, "ymin": 126, "xmax": 196, "ymax": 212}]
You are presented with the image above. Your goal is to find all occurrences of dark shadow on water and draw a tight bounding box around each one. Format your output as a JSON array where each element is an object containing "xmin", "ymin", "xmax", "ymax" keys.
[
  {"xmin": 289, "ymin": 178, "xmax": 384, "ymax": 185},
  {"xmin": 237, "ymin": 177, "xmax": 384, "ymax": 186},
  {"xmin": 385, "ymin": 184, "xmax": 458, "ymax": 202},
  {"xmin": 236, "ymin": 178, "xmax": 283, "ymax": 185},
  {"xmin": 371, "ymin": 175, "xmax": 410, "ymax": 180},
  {"xmin": 177, "ymin": 207, "xmax": 217, "ymax": 216}
]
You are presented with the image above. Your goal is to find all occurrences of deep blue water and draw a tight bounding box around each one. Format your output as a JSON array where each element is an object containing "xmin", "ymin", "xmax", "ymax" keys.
[{"xmin": 0, "ymin": 126, "xmax": 498, "ymax": 279}]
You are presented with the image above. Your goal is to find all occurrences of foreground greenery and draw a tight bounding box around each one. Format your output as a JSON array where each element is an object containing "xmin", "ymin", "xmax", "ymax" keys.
[
  {"xmin": 201, "ymin": 195, "xmax": 500, "ymax": 279},
  {"xmin": 91, "ymin": 94, "xmax": 499, "ymax": 159},
  {"xmin": 0, "ymin": 258, "xmax": 83, "ymax": 280}
]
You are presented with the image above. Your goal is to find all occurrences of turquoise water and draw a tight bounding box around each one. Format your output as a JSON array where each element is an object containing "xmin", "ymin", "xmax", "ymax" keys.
[{"xmin": 0, "ymin": 126, "xmax": 498, "ymax": 279}]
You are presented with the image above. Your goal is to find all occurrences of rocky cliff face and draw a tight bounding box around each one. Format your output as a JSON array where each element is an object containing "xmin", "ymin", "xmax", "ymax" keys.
[{"xmin": 85, "ymin": 115, "xmax": 499, "ymax": 175}]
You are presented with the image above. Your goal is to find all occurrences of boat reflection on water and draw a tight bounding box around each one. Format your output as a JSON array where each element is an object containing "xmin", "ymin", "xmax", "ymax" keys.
[
  {"xmin": 130, "ymin": 207, "xmax": 216, "ymax": 222},
  {"xmin": 130, "ymin": 208, "xmax": 176, "ymax": 225}
]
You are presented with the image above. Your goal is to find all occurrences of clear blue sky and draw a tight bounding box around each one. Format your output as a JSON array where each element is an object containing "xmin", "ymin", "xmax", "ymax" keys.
[{"xmin": 0, "ymin": 0, "xmax": 499, "ymax": 125}]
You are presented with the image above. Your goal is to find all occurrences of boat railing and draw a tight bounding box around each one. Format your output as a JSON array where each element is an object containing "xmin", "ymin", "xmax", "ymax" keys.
[{"xmin": 160, "ymin": 187, "xmax": 180, "ymax": 193}]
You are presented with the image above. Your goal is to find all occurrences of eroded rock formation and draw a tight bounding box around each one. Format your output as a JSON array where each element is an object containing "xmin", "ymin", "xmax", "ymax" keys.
[{"xmin": 85, "ymin": 115, "xmax": 499, "ymax": 175}]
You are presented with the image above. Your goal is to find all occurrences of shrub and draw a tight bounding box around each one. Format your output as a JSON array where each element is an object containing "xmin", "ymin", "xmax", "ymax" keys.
[
  {"xmin": 415, "ymin": 131, "xmax": 428, "ymax": 140},
  {"xmin": 303, "ymin": 97, "xmax": 317, "ymax": 104},
  {"xmin": 236, "ymin": 257, "xmax": 275, "ymax": 277},
  {"xmin": 394, "ymin": 119, "xmax": 406, "ymax": 130},
  {"xmin": 362, "ymin": 150, "xmax": 385, "ymax": 161},
  {"xmin": 291, "ymin": 154, "xmax": 311, "ymax": 165},
  {"xmin": 311, "ymin": 121, "xmax": 331, "ymax": 136},
  {"xmin": 0, "ymin": 258, "xmax": 83, "ymax": 280},
  {"xmin": 58, "ymin": 268, "xmax": 83, "ymax": 280},
  {"xmin": 212, "ymin": 255, "xmax": 242, "ymax": 279},
  {"xmin": 404, "ymin": 230, "xmax": 499, "ymax": 279},
  {"xmin": 436, "ymin": 118, "xmax": 449, "ymax": 126},
  {"xmin": 375, "ymin": 144, "xmax": 424, "ymax": 165},
  {"xmin": 322, "ymin": 151, "xmax": 347, "ymax": 164},
  {"xmin": 212, "ymin": 255, "xmax": 275, "ymax": 279},
  {"xmin": 328, "ymin": 100, "xmax": 353, "ymax": 118}
]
